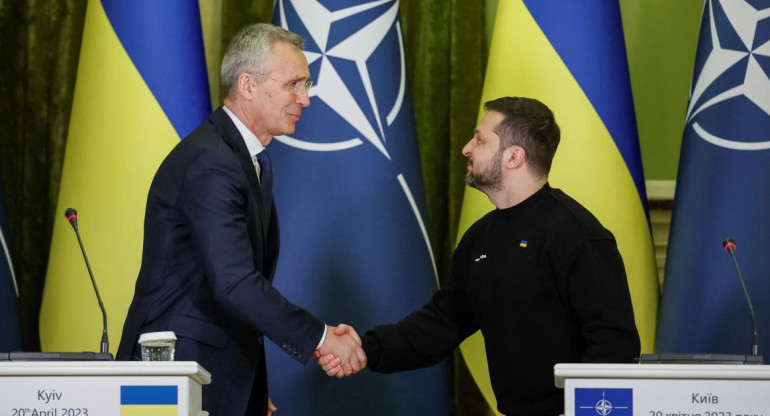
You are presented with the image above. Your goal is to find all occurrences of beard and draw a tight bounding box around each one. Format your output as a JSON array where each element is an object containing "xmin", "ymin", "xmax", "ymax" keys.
[{"xmin": 465, "ymin": 150, "xmax": 503, "ymax": 194}]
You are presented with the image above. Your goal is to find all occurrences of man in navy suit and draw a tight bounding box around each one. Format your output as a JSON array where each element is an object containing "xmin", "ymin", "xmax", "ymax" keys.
[{"xmin": 117, "ymin": 23, "xmax": 364, "ymax": 415}]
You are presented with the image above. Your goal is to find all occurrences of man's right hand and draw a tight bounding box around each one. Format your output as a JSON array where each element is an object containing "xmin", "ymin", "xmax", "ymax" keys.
[{"xmin": 316, "ymin": 323, "xmax": 367, "ymax": 378}]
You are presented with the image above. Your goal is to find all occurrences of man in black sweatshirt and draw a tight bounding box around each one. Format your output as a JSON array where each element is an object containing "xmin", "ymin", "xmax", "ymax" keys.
[{"xmin": 321, "ymin": 97, "xmax": 640, "ymax": 416}]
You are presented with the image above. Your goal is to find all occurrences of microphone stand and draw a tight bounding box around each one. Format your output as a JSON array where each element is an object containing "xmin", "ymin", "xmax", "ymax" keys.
[
  {"xmin": 70, "ymin": 214, "xmax": 110, "ymax": 355},
  {"xmin": 723, "ymin": 238, "xmax": 760, "ymax": 357}
]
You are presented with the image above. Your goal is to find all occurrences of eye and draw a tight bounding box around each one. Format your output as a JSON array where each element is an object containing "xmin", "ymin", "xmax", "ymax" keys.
[{"xmin": 287, "ymin": 80, "xmax": 313, "ymax": 94}]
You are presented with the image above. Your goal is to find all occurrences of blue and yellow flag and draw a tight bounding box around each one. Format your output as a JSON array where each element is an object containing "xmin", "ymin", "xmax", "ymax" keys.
[
  {"xmin": 456, "ymin": 1, "xmax": 659, "ymax": 412},
  {"xmin": 40, "ymin": 0, "xmax": 211, "ymax": 353},
  {"xmin": 120, "ymin": 385, "xmax": 178, "ymax": 416},
  {"xmin": 658, "ymin": 0, "xmax": 770, "ymax": 355},
  {"xmin": 0, "ymin": 174, "xmax": 22, "ymax": 352},
  {"xmin": 266, "ymin": 0, "xmax": 451, "ymax": 414}
]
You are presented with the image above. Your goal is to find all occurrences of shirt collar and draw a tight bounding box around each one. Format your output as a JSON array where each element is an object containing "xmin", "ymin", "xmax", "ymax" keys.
[{"xmin": 222, "ymin": 105, "xmax": 265, "ymax": 157}]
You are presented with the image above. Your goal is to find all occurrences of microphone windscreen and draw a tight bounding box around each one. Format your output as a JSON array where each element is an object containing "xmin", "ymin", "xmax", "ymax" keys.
[{"xmin": 64, "ymin": 208, "xmax": 78, "ymax": 228}]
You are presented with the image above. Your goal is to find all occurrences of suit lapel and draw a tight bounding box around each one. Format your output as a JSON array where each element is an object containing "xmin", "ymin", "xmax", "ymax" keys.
[{"xmin": 208, "ymin": 108, "xmax": 271, "ymax": 242}]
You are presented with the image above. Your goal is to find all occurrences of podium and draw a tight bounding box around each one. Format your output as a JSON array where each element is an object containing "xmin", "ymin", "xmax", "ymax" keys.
[
  {"xmin": 555, "ymin": 363, "xmax": 770, "ymax": 415},
  {"xmin": 0, "ymin": 361, "xmax": 211, "ymax": 416}
]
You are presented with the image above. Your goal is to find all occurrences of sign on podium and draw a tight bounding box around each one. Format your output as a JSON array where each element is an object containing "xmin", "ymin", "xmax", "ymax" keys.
[
  {"xmin": 555, "ymin": 363, "xmax": 770, "ymax": 416},
  {"xmin": 0, "ymin": 361, "xmax": 210, "ymax": 416}
]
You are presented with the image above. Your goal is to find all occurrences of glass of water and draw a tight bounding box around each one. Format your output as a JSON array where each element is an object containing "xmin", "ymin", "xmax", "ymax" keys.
[{"xmin": 138, "ymin": 331, "xmax": 177, "ymax": 361}]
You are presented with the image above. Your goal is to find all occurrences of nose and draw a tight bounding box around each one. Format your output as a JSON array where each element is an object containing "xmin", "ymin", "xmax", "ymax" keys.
[
  {"xmin": 462, "ymin": 140, "xmax": 473, "ymax": 157},
  {"xmin": 296, "ymin": 88, "xmax": 311, "ymax": 107}
]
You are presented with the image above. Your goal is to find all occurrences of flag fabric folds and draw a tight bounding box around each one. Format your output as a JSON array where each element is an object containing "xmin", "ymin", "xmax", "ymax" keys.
[
  {"xmin": 267, "ymin": 0, "xmax": 451, "ymax": 414},
  {"xmin": 657, "ymin": 0, "xmax": 770, "ymax": 355},
  {"xmin": 40, "ymin": 0, "xmax": 210, "ymax": 353},
  {"xmin": 456, "ymin": 1, "xmax": 658, "ymax": 412},
  {"xmin": 0, "ymin": 174, "xmax": 22, "ymax": 352}
]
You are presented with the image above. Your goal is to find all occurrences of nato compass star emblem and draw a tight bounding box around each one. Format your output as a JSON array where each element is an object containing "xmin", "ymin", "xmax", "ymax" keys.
[
  {"xmin": 273, "ymin": 0, "xmax": 438, "ymax": 281},
  {"xmin": 686, "ymin": 0, "xmax": 770, "ymax": 150},
  {"xmin": 578, "ymin": 391, "xmax": 629, "ymax": 416},
  {"xmin": 576, "ymin": 388, "xmax": 632, "ymax": 416},
  {"xmin": 274, "ymin": 0, "xmax": 405, "ymax": 159}
]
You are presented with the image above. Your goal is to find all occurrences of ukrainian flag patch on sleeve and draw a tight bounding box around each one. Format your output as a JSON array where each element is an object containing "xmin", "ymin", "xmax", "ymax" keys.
[
  {"xmin": 519, "ymin": 240, "xmax": 528, "ymax": 248},
  {"xmin": 121, "ymin": 385, "xmax": 178, "ymax": 415}
]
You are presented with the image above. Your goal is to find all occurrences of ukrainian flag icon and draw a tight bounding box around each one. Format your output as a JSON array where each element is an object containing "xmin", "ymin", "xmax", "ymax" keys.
[
  {"xmin": 121, "ymin": 386, "xmax": 178, "ymax": 416},
  {"xmin": 519, "ymin": 240, "xmax": 528, "ymax": 248}
]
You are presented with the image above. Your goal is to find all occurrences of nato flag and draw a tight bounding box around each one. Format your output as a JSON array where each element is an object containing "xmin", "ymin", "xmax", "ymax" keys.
[
  {"xmin": 658, "ymin": 0, "xmax": 770, "ymax": 355},
  {"xmin": 0, "ymin": 174, "xmax": 21, "ymax": 352},
  {"xmin": 265, "ymin": 1, "xmax": 451, "ymax": 415}
]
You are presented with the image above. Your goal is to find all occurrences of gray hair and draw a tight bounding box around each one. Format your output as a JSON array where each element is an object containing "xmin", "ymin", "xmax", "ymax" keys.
[{"xmin": 221, "ymin": 23, "xmax": 305, "ymax": 99}]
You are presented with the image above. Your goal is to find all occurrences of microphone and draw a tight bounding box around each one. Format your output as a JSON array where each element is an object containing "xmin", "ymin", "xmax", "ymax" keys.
[
  {"xmin": 722, "ymin": 238, "xmax": 760, "ymax": 357},
  {"xmin": 65, "ymin": 208, "xmax": 109, "ymax": 355}
]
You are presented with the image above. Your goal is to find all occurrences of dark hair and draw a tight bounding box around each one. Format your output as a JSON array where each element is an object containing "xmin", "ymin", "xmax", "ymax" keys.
[{"xmin": 484, "ymin": 97, "xmax": 560, "ymax": 177}]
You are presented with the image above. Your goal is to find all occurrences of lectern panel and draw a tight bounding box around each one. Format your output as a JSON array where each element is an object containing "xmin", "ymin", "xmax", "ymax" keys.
[
  {"xmin": 556, "ymin": 364, "xmax": 770, "ymax": 416},
  {"xmin": 565, "ymin": 378, "xmax": 770, "ymax": 416},
  {"xmin": 0, "ymin": 362, "xmax": 208, "ymax": 416}
]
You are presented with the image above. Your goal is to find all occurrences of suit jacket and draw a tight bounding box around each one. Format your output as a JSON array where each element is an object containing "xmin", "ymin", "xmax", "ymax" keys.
[{"xmin": 117, "ymin": 107, "xmax": 324, "ymax": 415}]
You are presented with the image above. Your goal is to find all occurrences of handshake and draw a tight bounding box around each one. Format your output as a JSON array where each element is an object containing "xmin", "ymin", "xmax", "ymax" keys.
[{"xmin": 314, "ymin": 324, "xmax": 366, "ymax": 378}]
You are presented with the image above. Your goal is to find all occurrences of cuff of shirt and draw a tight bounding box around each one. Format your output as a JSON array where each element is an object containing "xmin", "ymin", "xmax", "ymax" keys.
[{"xmin": 316, "ymin": 324, "xmax": 328, "ymax": 350}]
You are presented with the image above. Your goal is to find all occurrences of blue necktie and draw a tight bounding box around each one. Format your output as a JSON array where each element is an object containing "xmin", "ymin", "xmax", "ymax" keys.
[{"xmin": 256, "ymin": 150, "xmax": 273, "ymax": 211}]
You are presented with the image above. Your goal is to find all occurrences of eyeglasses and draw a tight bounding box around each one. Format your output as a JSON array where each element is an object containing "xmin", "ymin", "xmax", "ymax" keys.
[{"xmin": 252, "ymin": 73, "xmax": 313, "ymax": 94}]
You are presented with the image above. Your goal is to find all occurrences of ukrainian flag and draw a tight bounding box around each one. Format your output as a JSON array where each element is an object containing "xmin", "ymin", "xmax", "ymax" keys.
[
  {"xmin": 120, "ymin": 385, "xmax": 178, "ymax": 416},
  {"xmin": 40, "ymin": 0, "xmax": 211, "ymax": 353},
  {"xmin": 456, "ymin": 1, "xmax": 658, "ymax": 413}
]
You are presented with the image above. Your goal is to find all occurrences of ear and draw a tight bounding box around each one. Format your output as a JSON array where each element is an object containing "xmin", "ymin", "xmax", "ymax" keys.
[
  {"xmin": 503, "ymin": 145, "xmax": 526, "ymax": 170},
  {"xmin": 235, "ymin": 72, "xmax": 256, "ymax": 99}
]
